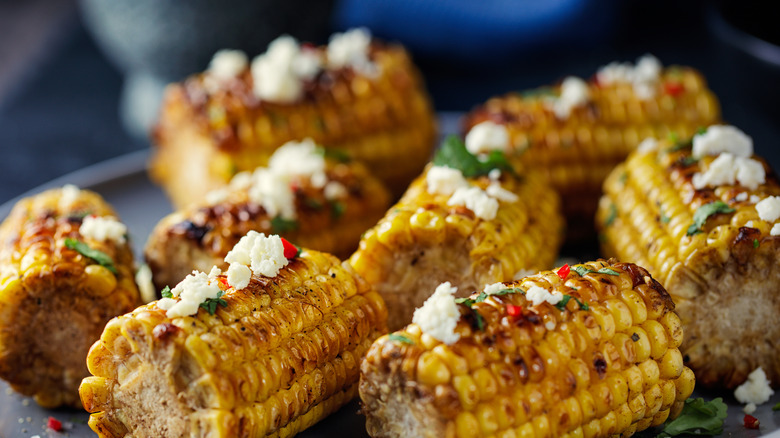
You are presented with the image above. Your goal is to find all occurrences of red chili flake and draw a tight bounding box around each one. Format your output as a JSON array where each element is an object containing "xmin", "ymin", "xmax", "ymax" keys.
[
  {"xmin": 744, "ymin": 414, "xmax": 760, "ymax": 429},
  {"xmin": 664, "ymin": 81, "xmax": 684, "ymax": 96},
  {"xmin": 47, "ymin": 416, "xmax": 63, "ymax": 431},
  {"xmin": 217, "ymin": 276, "xmax": 229, "ymax": 289},
  {"xmin": 290, "ymin": 181, "xmax": 301, "ymax": 193},
  {"xmin": 556, "ymin": 264, "xmax": 570, "ymax": 280},
  {"xmin": 281, "ymin": 238, "xmax": 298, "ymax": 259},
  {"xmin": 507, "ymin": 304, "xmax": 523, "ymax": 317}
]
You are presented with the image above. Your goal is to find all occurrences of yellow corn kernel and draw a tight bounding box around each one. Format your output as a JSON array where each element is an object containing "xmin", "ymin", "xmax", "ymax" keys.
[
  {"xmin": 84, "ymin": 265, "xmax": 117, "ymax": 297},
  {"xmin": 417, "ymin": 351, "xmax": 452, "ymax": 386},
  {"xmin": 453, "ymin": 375, "xmax": 480, "ymax": 411}
]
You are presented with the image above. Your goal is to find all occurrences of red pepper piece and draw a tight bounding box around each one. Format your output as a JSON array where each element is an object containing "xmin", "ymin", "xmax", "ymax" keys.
[
  {"xmin": 217, "ymin": 276, "xmax": 229, "ymax": 289},
  {"xmin": 744, "ymin": 414, "xmax": 760, "ymax": 429},
  {"xmin": 664, "ymin": 81, "xmax": 684, "ymax": 96},
  {"xmin": 507, "ymin": 304, "xmax": 523, "ymax": 317},
  {"xmin": 281, "ymin": 237, "xmax": 298, "ymax": 259},
  {"xmin": 47, "ymin": 416, "xmax": 63, "ymax": 431},
  {"xmin": 556, "ymin": 264, "xmax": 570, "ymax": 280}
]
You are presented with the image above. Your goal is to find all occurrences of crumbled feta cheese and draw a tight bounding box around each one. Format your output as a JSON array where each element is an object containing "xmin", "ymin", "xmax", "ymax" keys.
[
  {"xmin": 268, "ymin": 138, "xmax": 328, "ymax": 188},
  {"xmin": 483, "ymin": 282, "xmax": 507, "ymax": 295},
  {"xmin": 412, "ymin": 282, "xmax": 461, "ymax": 345},
  {"xmin": 226, "ymin": 263, "xmax": 252, "ymax": 290},
  {"xmin": 756, "ymin": 196, "xmax": 780, "ymax": 222},
  {"xmin": 486, "ymin": 182, "xmax": 519, "ymax": 203},
  {"xmin": 771, "ymin": 224, "xmax": 780, "ymax": 236},
  {"xmin": 224, "ymin": 231, "xmax": 289, "ymax": 278},
  {"xmin": 158, "ymin": 270, "xmax": 223, "ymax": 318},
  {"xmin": 60, "ymin": 184, "xmax": 81, "ymax": 208},
  {"xmin": 248, "ymin": 169, "xmax": 296, "ymax": 219},
  {"xmin": 596, "ymin": 54, "xmax": 662, "ymax": 99},
  {"xmin": 324, "ymin": 181, "xmax": 348, "ymax": 200},
  {"xmin": 544, "ymin": 320, "xmax": 556, "ymax": 331},
  {"xmin": 691, "ymin": 153, "xmax": 765, "ymax": 190},
  {"xmin": 426, "ymin": 166, "xmax": 468, "ymax": 196},
  {"xmin": 746, "ymin": 220, "xmax": 755, "ymax": 228},
  {"xmin": 751, "ymin": 195, "xmax": 761, "ymax": 203},
  {"xmin": 488, "ymin": 169, "xmax": 502, "ymax": 180},
  {"xmin": 448, "ymin": 186, "xmax": 499, "ymax": 220},
  {"xmin": 80, "ymin": 215, "xmax": 127, "ymax": 244},
  {"xmin": 692, "ymin": 125, "xmax": 753, "ymax": 158},
  {"xmin": 734, "ymin": 367, "xmax": 774, "ymax": 407},
  {"xmin": 549, "ymin": 76, "xmax": 589, "ymax": 119},
  {"xmin": 736, "ymin": 192, "xmax": 748, "ymax": 202},
  {"xmin": 637, "ymin": 138, "xmax": 659, "ymax": 154},
  {"xmin": 525, "ymin": 285, "xmax": 564, "ymax": 306},
  {"xmin": 513, "ymin": 269, "xmax": 537, "ymax": 280},
  {"xmin": 208, "ymin": 49, "xmax": 248, "ymax": 80},
  {"xmin": 135, "ymin": 264, "xmax": 156, "ymax": 304},
  {"xmin": 744, "ymin": 403, "xmax": 757, "ymax": 414},
  {"xmin": 251, "ymin": 35, "xmax": 322, "ymax": 103},
  {"xmin": 327, "ymin": 28, "xmax": 376, "ymax": 76},
  {"xmin": 465, "ymin": 121, "xmax": 510, "ymax": 156}
]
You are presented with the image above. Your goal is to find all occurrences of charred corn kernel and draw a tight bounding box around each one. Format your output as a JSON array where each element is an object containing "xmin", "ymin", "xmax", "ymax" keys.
[
  {"xmin": 359, "ymin": 260, "xmax": 695, "ymax": 437},
  {"xmin": 150, "ymin": 37, "xmax": 437, "ymax": 208},
  {"xmin": 598, "ymin": 131, "xmax": 780, "ymax": 389},
  {"xmin": 80, "ymin": 247, "xmax": 387, "ymax": 437},
  {"xmin": 0, "ymin": 186, "xmax": 141, "ymax": 408},
  {"xmin": 465, "ymin": 64, "xmax": 720, "ymax": 240},
  {"xmin": 351, "ymin": 164, "xmax": 563, "ymax": 331},
  {"xmin": 144, "ymin": 153, "xmax": 390, "ymax": 289}
]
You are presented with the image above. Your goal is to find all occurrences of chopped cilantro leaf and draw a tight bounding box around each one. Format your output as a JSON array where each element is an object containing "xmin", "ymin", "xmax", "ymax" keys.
[
  {"xmin": 686, "ymin": 201, "xmax": 735, "ymax": 236},
  {"xmin": 432, "ymin": 135, "xmax": 516, "ymax": 178},
  {"xmin": 161, "ymin": 286, "xmax": 173, "ymax": 299},
  {"xmin": 773, "ymin": 402, "xmax": 780, "ymax": 411},
  {"xmin": 656, "ymin": 397, "xmax": 727, "ymax": 437},
  {"xmin": 555, "ymin": 295, "xmax": 572, "ymax": 311},
  {"xmin": 200, "ymin": 290, "xmax": 228, "ymax": 315},
  {"xmin": 388, "ymin": 334, "xmax": 414, "ymax": 344},
  {"xmin": 754, "ymin": 239, "xmax": 760, "ymax": 248},
  {"xmin": 315, "ymin": 147, "xmax": 351, "ymax": 163},
  {"xmin": 572, "ymin": 266, "xmax": 620, "ymax": 277},
  {"xmin": 330, "ymin": 201, "xmax": 345, "ymax": 219},
  {"xmin": 271, "ymin": 216, "xmax": 298, "ymax": 234},
  {"xmin": 574, "ymin": 297, "xmax": 589, "ymax": 310},
  {"xmin": 64, "ymin": 238, "xmax": 117, "ymax": 273}
]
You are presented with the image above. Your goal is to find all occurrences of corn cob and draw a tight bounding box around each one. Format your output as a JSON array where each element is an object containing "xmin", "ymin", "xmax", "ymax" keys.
[
  {"xmin": 151, "ymin": 31, "xmax": 437, "ymax": 208},
  {"xmin": 463, "ymin": 57, "xmax": 720, "ymax": 240},
  {"xmin": 145, "ymin": 139, "xmax": 390, "ymax": 290},
  {"xmin": 597, "ymin": 126, "xmax": 780, "ymax": 389},
  {"xmin": 350, "ymin": 136, "xmax": 564, "ymax": 331},
  {"xmin": 80, "ymin": 235, "xmax": 388, "ymax": 437},
  {"xmin": 359, "ymin": 259, "xmax": 695, "ymax": 438},
  {"xmin": 0, "ymin": 185, "xmax": 142, "ymax": 408}
]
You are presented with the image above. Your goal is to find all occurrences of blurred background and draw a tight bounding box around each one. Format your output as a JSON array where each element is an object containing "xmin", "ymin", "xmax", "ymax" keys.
[{"xmin": 0, "ymin": 0, "xmax": 778, "ymax": 206}]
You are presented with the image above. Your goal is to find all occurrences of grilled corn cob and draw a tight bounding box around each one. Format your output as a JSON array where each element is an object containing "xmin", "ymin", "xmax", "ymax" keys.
[
  {"xmin": 349, "ymin": 136, "xmax": 563, "ymax": 331},
  {"xmin": 463, "ymin": 56, "xmax": 720, "ymax": 239},
  {"xmin": 597, "ymin": 125, "xmax": 780, "ymax": 389},
  {"xmin": 0, "ymin": 185, "xmax": 142, "ymax": 408},
  {"xmin": 80, "ymin": 233, "xmax": 388, "ymax": 437},
  {"xmin": 145, "ymin": 138, "xmax": 390, "ymax": 290},
  {"xmin": 359, "ymin": 259, "xmax": 695, "ymax": 438},
  {"xmin": 151, "ymin": 29, "xmax": 437, "ymax": 208}
]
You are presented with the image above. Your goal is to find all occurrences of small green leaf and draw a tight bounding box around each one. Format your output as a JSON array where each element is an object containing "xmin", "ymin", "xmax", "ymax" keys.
[
  {"xmin": 596, "ymin": 268, "xmax": 620, "ymax": 276},
  {"xmin": 161, "ymin": 286, "xmax": 173, "ymax": 299},
  {"xmin": 471, "ymin": 308, "xmax": 485, "ymax": 331},
  {"xmin": 572, "ymin": 266, "xmax": 619, "ymax": 277},
  {"xmin": 754, "ymin": 239, "xmax": 760, "ymax": 248},
  {"xmin": 388, "ymin": 334, "xmax": 414, "ymax": 344},
  {"xmin": 555, "ymin": 295, "xmax": 572, "ymax": 311},
  {"xmin": 315, "ymin": 147, "xmax": 351, "ymax": 163},
  {"xmin": 686, "ymin": 201, "xmax": 735, "ymax": 236},
  {"xmin": 200, "ymin": 290, "xmax": 228, "ymax": 315},
  {"xmin": 679, "ymin": 156, "xmax": 698, "ymax": 167},
  {"xmin": 454, "ymin": 297, "xmax": 476, "ymax": 307},
  {"xmin": 64, "ymin": 238, "xmax": 117, "ymax": 274},
  {"xmin": 271, "ymin": 216, "xmax": 298, "ymax": 234},
  {"xmin": 574, "ymin": 297, "xmax": 589, "ymax": 310},
  {"xmin": 330, "ymin": 201, "xmax": 345, "ymax": 219},
  {"xmin": 656, "ymin": 397, "xmax": 727, "ymax": 437},
  {"xmin": 772, "ymin": 402, "xmax": 780, "ymax": 411},
  {"xmin": 604, "ymin": 204, "xmax": 618, "ymax": 227},
  {"xmin": 432, "ymin": 135, "xmax": 515, "ymax": 178}
]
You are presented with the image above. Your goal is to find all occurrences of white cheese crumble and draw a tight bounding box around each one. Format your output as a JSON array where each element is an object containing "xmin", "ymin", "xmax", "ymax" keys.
[
  {"xmin": 226, "ymin": 263, "xmax": 252, "ymax": 290},
  {"xmin": 549, "ymin": 76, "xmax": 589, "ymax": 119},
  {"xmin": 327, "ymin": 28, "xmax": 376, "ymax": 76},
  {"xmin": 636, "ymin": 138, "xmax": 659, "ymax": 154},
  {"xmin": 157, "ymin": 268, "xmax": 223, "ymax": 318},
  {"xmin": 751, "ymin": 195, "xmax": 761, "ymax": 203},
  {"xmin": 596, "ymin": 54, "xmax": 662, "ymax": 99},
  {"xmin": 734, "ymin": 367, "xmax": 774, "ymax": 407},
  {"xmin": 736, "ymin": 192, "xmax": 748, "ymax": 202},
  {"xmin": 224, "ymin": 231, "xmax": 289, "ymax": 278},
  {"xmin": 448, "ymin": 186, "xmax": 499, "ymax": 220},
  {"xmin": 268, "ymin": 138, "xmax": 328, "ymax": 188},
  {"xmin": 426, "ymin": 166, "xmax": 468, "ymax": 196},
  {"xmin": 208, "ymin": 49, "xmax": 248, "ymax": 80},
  {"xmin": 464, "ymin": 121, "xmax": 510, "ymax": 156},
  {"xmin": 412, "ymin": 282, "xmax": 461, "ymax": 345},
  {"xmin": 744, "ymin": 403, "xmax": 757, "ymax": 414},
  {"xmin": 692, "ymin": 125, "xmax": 753, "ymax": 159},
  {"xmin": 691, "ymin": 153, "xmax": 766, "ymax": 190},
  {"xmin": 80, "ymin": 215, "xmax": 127, "ymax": 244},
  {"xmin": 525, "ymin": 285, "xmax": 564, "ymax": 306},
  {"xmin": 250, "ymin": 35, "xmax": 322, "ymax": 103},
  {"xmin": 756, "ymin": 196, "xmax": 780, "ymax": 222},
  {"xmin": 324, "ymin": 181, "xmax": 348, "ymax": 200},
  {"xmin": 746, "ymin": 220, "xmax": 755, "ymax": 228},
  {"xmin": 486, "ymin": 182, "xmax": 519, "ymax": 203},
  {"xmin": 483, "ymin": 282, "xmax": 507, "ymax": 295},
  {"xmin": 772, "ymin": 223, "xmax": 780, "ymax": 236},
  {"xmin": 488, "ymin": 169, "xmax": 502, "ymax": 180},
  {"xmin": 135, "ymin": 264, "xmax": 156, "ymax": 304},
  {"xmin": 60, "ymin": 184, "xmax": 81, "ymax": 209},
  {"xmin": 248, "ymin": 169, "xmax": 297, "ymax": 219}
]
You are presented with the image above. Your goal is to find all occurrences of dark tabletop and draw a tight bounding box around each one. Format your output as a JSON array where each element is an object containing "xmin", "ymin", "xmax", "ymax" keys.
[{"xmin": 0, "ymin": 0, "xmax": 778, "ymax": 207}]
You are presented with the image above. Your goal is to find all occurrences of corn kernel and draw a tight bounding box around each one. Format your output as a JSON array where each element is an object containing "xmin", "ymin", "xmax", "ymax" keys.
[
  {"xmin": 417, "ymin": 352, "xmax": 452, "ymax": 386},
  {"xmin": 83, "ymin": 264, "xmax": 117, "ymax": 297}
]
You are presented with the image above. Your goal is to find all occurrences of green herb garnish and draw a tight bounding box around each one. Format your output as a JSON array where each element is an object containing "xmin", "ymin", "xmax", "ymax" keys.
[
  {"xmin": 432, "ymin": 135, "xmax": 515, "ymax": 178},
  {"xmin": 656, "ymin": 397, "xmax": 727, "ymax": 437},
  {"xmin": 471, "ymin": 308, "xmax": 485, "ymax": 331},
  {"xmin": 455, "ymin": 287, "xmax": 523, "ymax": 307},
  {"xmin": 161, "ymin": 286, "xmax": 173, "ymax": 299},
  {"xmin": 679, "ymin": 156, "xmax": 698, "ymax": 167},
  {"xmin": 605, "ymin": 204, "xmax": 618, "ymax": 227},
  {"xmin": 200, "ymin": 290, "xmax": 228, "ymax": 315},
  {"xmin": 555, "ymin": 294, "xmax": 590, "ymax": 311},
  {"xmin": 304, "ymin": 198, "xmax": 323, "ymax": 210},
  {"xmin": 754, "ymin": 239, "xmax": 760, "ymax": 249},
  {"xmin": 686, "ymin": 201, "xmax": 735, "ymax": 236},
  {"xmin": 315, "ymin": 147, "xmax": 351, "ymax": 162},
  {"xmin": 660, "ymin": 211, "xmax": 671, "ymax": 224},
  {"xmin": 388, "ymin": 334, "xmax": 414, "ymax": 345},
  {"xmin": 772, "ymin": 401, "xmax": 780, "ymax": 411},
  {"xmin": 271, "ymin": 216, "xmax": 298, "ymax": 233},
  {"xmin": 64, "ymin": 238, "xmax": 116, "ymax": 273},
  {"xmin": 330, "ymin": 201, "xmax": 345, "ymax": 219},
  {"xmin": 575, "ymin": 298, "xmax": 590, "ymax": 310},
  {"xmin": 572, "ymin": 265, "xmax": 620, "ymax": 277}
]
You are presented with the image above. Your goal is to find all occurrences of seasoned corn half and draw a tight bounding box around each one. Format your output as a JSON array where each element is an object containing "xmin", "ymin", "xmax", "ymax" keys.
[
  {"xmin": 0, "ymin": 185, "xmax": 142, "ymax": 408},
  {"xmin": 350, "ymin": 136, "xmax": 563, "ymax": 331},
  {"xmin": 151, "ymin": 31, "xmax": 437, "ymax": 208},
  {"xmin": 360, "ymin": 260, "xmax": 695, "ymax": 438},
  {"xmin": 80, "ymin": 238, "xmax": 388, "ymax": 437},
  {"xmin": 597, "ymin": 126, "xmax": 780, "ymax": 389},
  {"xmin": 464, "ymin": 57, "xmax": 720, "ymax": 239},
  {"xmin": 145, "ymin": 139, "xmax": 390, "ymax": 290}
]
